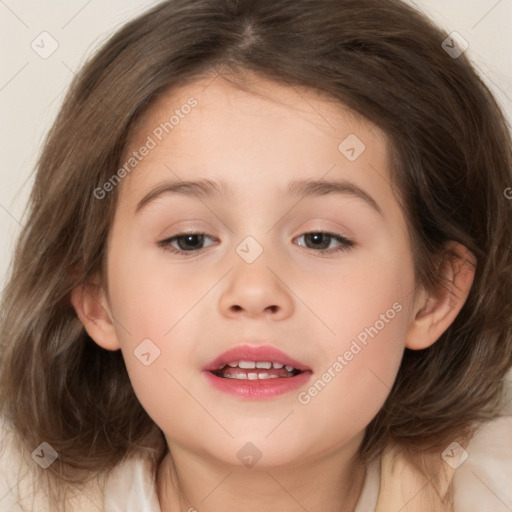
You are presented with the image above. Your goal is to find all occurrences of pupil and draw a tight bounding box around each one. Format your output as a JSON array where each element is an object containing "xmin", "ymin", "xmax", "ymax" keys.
[
  {"xmin": 307, "ymin": 233, "xmax": 329, "ymax": 250},
  {"xmin": 180, "ymin": 234, "xmax": 203, "ymax": 250}
]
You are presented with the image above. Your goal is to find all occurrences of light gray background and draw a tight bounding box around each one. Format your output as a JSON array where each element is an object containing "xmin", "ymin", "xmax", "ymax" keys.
[{"xmin": 1, "ymin": 0, "xmax": 511, "ymax": 291}]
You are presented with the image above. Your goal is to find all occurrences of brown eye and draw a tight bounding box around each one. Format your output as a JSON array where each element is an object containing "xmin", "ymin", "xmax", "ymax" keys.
[
  {"xmin": 158, "ymin": 230, "xmax": 355, "ymax": 257},
  {"xmin": 158, "ymin": 232, "xmax": 216, "ymax": 256},
  {"xmin": 294, "ymin": 231, "xmax": 355, "ymax": 255}
]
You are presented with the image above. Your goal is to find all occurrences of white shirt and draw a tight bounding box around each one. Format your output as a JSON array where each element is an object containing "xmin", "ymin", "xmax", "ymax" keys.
[{"xmin": 102, "ymin": 418, "xmax": 512, "ymax": 512}]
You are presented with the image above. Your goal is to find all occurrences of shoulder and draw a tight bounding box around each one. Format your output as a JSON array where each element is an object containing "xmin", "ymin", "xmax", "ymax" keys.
[
  {"xmin": 374, "ymin": 371, "xmax": 512, "ymax": 512},
  {"xmin": 0, "ymin": 414, "xmax": 105, "ymax": 512},
  {"xmin": 452, "ymin": 370, "xmax": 512, "ymax": 511},
  {"xmin": 0, "ymin": 413, "xmax": 40, "ymax": 512},
  {"xmin": 102, "ymin": 452, "xmax": 161, "ymax": 511}
]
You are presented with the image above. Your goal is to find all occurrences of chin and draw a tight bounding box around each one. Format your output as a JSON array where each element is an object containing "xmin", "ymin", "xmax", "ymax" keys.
[{"xmin": 204, "ymin": 437, "xmax": 312, "ymax": 470}]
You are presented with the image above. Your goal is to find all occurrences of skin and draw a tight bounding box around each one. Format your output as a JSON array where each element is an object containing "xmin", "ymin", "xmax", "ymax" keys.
[{"xmin": 71, "ymin": 71, "xmax": 475, "ymax": 512}]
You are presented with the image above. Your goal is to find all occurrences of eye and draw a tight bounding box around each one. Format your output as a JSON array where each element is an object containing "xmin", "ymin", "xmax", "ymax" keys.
[
  {"xmin": 294, "ymin": 231, "xmax": 355, "ymax": 255},
  {"xmin": 158, "ymin": 231, "xmax": 217, "ymax": 257},
  {"xmin": 158, "ymin": 230, "xmax": 354, "ymax": 257}
]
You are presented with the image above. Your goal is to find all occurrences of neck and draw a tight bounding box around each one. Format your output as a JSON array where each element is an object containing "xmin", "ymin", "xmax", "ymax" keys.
[{"xmin": 156, "ymin": 438, "xmax": 366, "ymax": 512}]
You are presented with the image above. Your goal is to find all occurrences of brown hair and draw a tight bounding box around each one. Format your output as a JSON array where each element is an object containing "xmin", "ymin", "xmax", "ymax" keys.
[{"xmin": 1, "ymin": 0, "xmax": 511, "ymax": 507}]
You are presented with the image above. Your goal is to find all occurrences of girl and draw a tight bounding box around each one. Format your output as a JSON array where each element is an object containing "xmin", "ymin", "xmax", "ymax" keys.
[{"xmin": 1, "ymin": 0, "xmax": 511, "ymax": 510}]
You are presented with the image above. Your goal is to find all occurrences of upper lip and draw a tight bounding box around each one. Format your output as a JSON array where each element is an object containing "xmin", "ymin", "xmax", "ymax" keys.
[{"xmin": 202, "ymin": 344, "xmax": 311, "ymax": 372}]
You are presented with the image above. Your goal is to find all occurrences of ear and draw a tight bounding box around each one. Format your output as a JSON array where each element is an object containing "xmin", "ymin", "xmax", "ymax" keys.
[
  {"xmin": 70, "ymin": 274, "xmax": 121, "ymax": 351},
  {"xmin": 405, "ymin": 241, "xmax": 476, "ymax": 350}
]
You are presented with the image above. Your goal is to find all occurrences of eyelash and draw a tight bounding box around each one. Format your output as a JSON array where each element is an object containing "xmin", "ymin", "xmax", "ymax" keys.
[{"xmin": 157, "ymin": 230, "xmax": 355, "ymax": 257}]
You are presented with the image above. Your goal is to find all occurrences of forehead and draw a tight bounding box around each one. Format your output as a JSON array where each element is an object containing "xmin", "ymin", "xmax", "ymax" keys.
[
  {"xmin": 129, "ymin": 72, "xmax": 370, "ymax": 149},
  {"xmin": 117, "ymin": 72, "xmax": 397, "ymax": 215}
]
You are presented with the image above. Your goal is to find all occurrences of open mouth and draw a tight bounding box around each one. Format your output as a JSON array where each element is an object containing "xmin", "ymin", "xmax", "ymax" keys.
[
  {"xmin": 211, "ymin": 360, "xmax": 303, "ymax": 380},
  {"xmin": 202, "ymin": 344, "xmax": 312, "ymax": 398}
]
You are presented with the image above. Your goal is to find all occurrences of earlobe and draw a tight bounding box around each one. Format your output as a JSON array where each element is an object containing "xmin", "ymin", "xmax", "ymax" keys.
[
  {"xmin": 405, "ymin": 242, "xmax": 476, "ymax": 350},
  {"xmin": 70, "ymin": 278, "xmax": 121, "ymax": 351}
]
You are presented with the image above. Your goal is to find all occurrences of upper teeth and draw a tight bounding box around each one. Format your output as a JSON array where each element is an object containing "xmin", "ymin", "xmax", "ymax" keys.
[{"xmin": 223, "ymin": 361, "xmax": 294, "ymax": 371}]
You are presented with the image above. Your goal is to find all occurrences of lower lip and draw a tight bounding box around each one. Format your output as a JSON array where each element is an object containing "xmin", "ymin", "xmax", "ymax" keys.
[{"xmin": 202, "ymin": 370, "xmax": 312, "ymax": 399}]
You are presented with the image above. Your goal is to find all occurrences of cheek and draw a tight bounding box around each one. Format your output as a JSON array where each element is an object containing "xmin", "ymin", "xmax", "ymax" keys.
[
  {"xmin": 295, "ymin": 304, "xmax": 408, "ymax": 448},
  {"xmin": 105, "ymin": 239, "xmax": 213, "ymax": 430},
  {"xmin": 295, "ymin": 243, "xmax": 414, "ymax": 425},
  {"xmin": 304, "ymin": 239, "xmax": 415, "ymax": 362},
  {"xmin": 107, "ymin": 231, "xmax": 209, "ymax": 339}
]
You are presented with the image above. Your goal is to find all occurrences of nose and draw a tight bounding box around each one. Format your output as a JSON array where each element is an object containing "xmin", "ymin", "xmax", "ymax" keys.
[{"xmin": 218, "ymin": 258, "xmax": 294, "ymax": 320}]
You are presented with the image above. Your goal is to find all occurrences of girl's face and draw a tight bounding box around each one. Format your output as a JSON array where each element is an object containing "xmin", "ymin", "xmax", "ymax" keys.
[{"xmin": 102, "ymin": 73, "xmax": 421, "ymax": 468}]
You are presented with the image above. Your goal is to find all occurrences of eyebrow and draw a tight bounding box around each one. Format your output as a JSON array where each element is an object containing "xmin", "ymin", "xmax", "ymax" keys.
[{"xmin": 135, "ymin": 177, "xmax": 383, "ymax": 216}]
